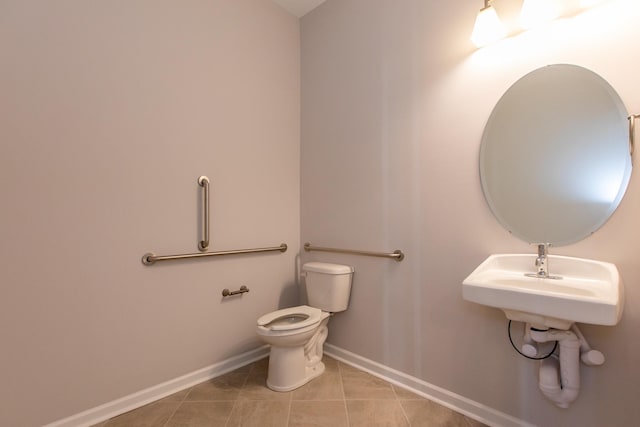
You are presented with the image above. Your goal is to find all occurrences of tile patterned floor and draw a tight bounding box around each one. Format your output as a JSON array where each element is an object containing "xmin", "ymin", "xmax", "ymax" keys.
[{"xmin": 93, "ymin": 356, "xmax": 487, "ymax": 427}]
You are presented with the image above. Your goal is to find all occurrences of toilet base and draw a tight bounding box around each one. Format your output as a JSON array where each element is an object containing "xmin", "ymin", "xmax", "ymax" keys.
[
  {"xmin": 264, "ymin": 319, "xmax": 330, "ymax": 392},
  {"xmin": 267, "ymin": 358, "xmax": 325, "ymax": 392}
]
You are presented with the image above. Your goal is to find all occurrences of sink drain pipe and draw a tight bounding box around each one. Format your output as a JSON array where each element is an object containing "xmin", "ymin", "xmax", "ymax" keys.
[{"xmin": 529, "ymin": 328, "xmax": 581, "ymax": 408}]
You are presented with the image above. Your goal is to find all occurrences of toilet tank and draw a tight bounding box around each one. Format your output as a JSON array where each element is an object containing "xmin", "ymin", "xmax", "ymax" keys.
[{"xmin": 302, "ymin": 262, "xmax": 354, "ymax": 313}]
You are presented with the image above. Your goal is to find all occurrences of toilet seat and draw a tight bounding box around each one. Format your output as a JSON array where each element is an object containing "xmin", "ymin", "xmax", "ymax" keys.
[{"xmin": 257, "ymin": 305, "xmax": 322, "ymax": 331}]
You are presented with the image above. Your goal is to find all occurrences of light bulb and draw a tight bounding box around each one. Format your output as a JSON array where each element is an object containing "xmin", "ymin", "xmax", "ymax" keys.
[
  {"xmin": 471, "ymin": 4, "xmax": 507, "ymax": 47},
  {"xmin": 520, "ymin": 0, "xmax": 561, "ymax": 29},
  {"xmin": 579, "ymin": 0, "xmax": 607, "ymax": 7},
  {"xmin": 521, "ymin": 0, "xmax": 561, "ymax": 28}
]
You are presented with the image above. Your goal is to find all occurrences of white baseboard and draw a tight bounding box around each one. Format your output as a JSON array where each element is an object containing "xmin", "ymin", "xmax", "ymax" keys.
[
  {"xmin": 45, "ymin": 343, "xmax": 532, "ymax": 427},
  {"xmin": 44, "ymin": 345, "xmax": 270, "ymax": 427},
  {"xmin": 324, "ymin": 343, "xmax": 534, "ymax": 427}
]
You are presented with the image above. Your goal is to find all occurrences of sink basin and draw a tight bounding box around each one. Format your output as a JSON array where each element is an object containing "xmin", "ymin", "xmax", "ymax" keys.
[{"xmin": 462, "ymin": 254, "xmax": 623, "ymax": 329}]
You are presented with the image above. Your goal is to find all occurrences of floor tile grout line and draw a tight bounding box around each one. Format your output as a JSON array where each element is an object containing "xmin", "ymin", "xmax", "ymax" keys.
[
  {"xmin": 223, "ymin": 372, "xmax": 248, "ymax": 427},
  {"xmin": 223, "ymin": 399, "xmax": 236, "ymax": 427},
  {"xmin": 391, "ymin": 383, "xmax": 412, "ymax": 427},
  {"xmin": 291, "ymin": 398, "xmax": 346, "ymax": 401},
  {"xmin": 160, "ymin": 392, "xmax": 188, "ymax": 427},
  {"xmin": 285, "ymin": 396, "xmax": 293, "ymax": 427},
  {"xmin": 397, "ymin": 399, "xmax": 412, "ymax": 427},
  {"xmin": 337, "ymin": 360, "xmax": 353, "ymax": 427},
  {"xmin": 170, "ymin": 385, "xmax": 198, "ymax": 427}
]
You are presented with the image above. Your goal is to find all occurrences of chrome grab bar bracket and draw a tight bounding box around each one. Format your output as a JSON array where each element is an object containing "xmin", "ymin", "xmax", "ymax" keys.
[{"xmin": 142, "ymin": 252, "xmax": 156, "ymax": 266}]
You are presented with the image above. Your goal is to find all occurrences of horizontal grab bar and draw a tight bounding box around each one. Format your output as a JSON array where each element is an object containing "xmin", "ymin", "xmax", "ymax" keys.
[
  {"xmin": 303, "ymin": 242, "xmax": 404, "ymax": 262},
  {"xmin": 142, "ymin": 243, "xmax": 287, "ymax": 265}
]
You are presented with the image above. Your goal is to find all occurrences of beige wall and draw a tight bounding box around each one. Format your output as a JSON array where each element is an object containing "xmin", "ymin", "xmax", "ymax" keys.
[
  {"xmin": 301, "ymin": 0, "xmax": 640, "ymax": 426},
  {"xmin": 0, "ymin": 1, "xmax": 299, "ymax": 426}
]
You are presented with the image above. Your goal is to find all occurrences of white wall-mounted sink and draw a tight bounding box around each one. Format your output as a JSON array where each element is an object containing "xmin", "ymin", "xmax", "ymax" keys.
[{"xmin": 462, "ymin": 254, "xmax": 624, "ymax": 330}]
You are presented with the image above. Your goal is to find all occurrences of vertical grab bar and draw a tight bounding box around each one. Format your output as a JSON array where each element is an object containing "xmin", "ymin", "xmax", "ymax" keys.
[
  {"xmin": 629, "ymin": 114, "xmax": 639, "ymax": 157},
  {"xmin": 198, "ymin": 176, "xmax": 210, "ymax": 251}
]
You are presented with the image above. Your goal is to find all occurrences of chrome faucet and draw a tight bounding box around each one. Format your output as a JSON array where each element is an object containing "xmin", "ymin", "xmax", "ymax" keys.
[
  {"xmin": 525, "ymin": 243, "xmax": 562, "ymax": 280},
  {"xmin": 535, "ymin": 244, "xmax": 548, "ymax": 277}
]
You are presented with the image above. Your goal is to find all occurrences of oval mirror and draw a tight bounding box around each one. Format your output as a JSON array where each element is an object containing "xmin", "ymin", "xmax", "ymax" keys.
[{"xmin": 480, "ymin": 64, "xmax": 632, "ymax": 246}]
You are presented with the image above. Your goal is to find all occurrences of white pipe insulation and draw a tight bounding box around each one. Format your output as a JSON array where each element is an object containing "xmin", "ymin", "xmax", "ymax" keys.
[{"xmin": 530, "ymin": 328, "xmax": 582, "ymax": 408}]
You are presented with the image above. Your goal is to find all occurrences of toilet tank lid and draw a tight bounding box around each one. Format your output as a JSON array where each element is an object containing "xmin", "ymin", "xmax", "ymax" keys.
[{"xmin": 303, "ymin": 262, "xmax": 354, "ymax": 274}]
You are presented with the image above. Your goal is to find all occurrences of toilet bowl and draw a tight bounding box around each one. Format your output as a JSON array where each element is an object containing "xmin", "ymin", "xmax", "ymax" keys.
[
  {"xmin": 256, "ymin": 262, "xmax": 354, "ymax": 392},
  {"xmin": 256, "ymin": 305, "xmax": 330, "ymax": 391}
]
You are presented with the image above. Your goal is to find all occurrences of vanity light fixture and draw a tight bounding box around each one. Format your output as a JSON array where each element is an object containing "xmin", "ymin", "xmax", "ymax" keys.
[
  {"xmin": 471, "ymin": 0, "xmax": 507, "ymax": 47},
  {"xmin": 472, "ymin": 0, "xmax": 610, "ymax": 48},
  {"xmin": 579, "ymin": 0, "xmax": 607, "ymax": 7},
  {"xmin": 520, "ymin": 0, "xmax": 562, "ymax": 29}
]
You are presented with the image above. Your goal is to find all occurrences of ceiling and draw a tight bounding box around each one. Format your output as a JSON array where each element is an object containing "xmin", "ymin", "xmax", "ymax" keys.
[{"xmin": 272, "ymin": 0, "xmax": 327, "ymax": 17}]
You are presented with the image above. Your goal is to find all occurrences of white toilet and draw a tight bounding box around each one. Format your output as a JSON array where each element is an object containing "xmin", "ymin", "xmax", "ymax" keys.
[{"xmin": 256, "ymin": 262, "xmax": 354, "ymax": 392}]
